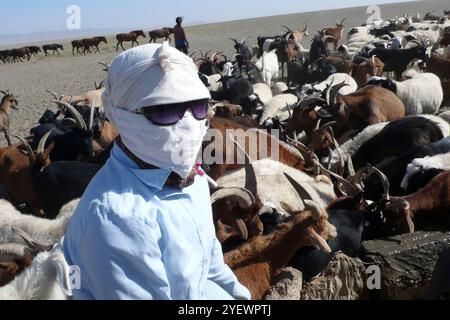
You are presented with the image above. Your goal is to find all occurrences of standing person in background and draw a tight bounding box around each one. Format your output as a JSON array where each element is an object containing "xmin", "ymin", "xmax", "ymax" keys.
[{"xmin": 174, "ymin": 16, "xmax": 189, "ymax": 54}]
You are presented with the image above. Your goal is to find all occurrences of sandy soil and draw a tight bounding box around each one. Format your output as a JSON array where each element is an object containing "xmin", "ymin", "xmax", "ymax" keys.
[{"xmin": 0, "ymin": 0, "xmax": 448, "ymax": 146}]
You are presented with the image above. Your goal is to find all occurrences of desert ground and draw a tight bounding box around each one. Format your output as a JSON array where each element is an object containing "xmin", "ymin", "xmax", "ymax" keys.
[{"xmin": 0, "ymin": 0, "xmax": 448, "ymax": 146}]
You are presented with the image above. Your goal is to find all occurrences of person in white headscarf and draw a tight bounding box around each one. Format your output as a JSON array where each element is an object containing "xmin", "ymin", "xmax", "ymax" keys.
[{"xmin": 62, "ymin": 42, "xmax": 251, "ymax": 300}]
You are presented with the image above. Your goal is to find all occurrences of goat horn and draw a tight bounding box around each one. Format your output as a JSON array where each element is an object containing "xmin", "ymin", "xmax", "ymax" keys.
[
  {"xmin": 37, "ymin": 128, "xmax": 55, "ymax": 154},
  {"xmin": 11, "ymin": 135, "xmax": 34, "ymax": 160},
  {"xmin": 228, "ymin": 38, "xmax": 238, "ymax": 44},
  {"xmin": 46, "ymin": 90, "xmax": 60, "ymax": 100},
  {"xmin": 52, "ymin": 100, "xmax": 87, "ymax": 130},
  {"xmin": 295, "ymin": 96, "xmax": 326, "ymax": 110},
  {"xmin": 88, "ymin": 98, "xmax": 96, "ymax": 131},
  {"xmin": 283, "ymin": 172, "xmax": 310, "ymax": 205},
  {"xmin": 313, "ymin": 158, "xmax": 357, "ymax": 196},
  {"xmin": 239, "ymin": 36, "xmax": 250, "ymax": 44},
  {"xmin": 98, "ymin": 61, "xmax": 109, "ymax": 71},
  {"xmin": 320, "ymin": 121, "xmax": 337, "ymax": 131},
  {"xmin": 322, "ymin": 35, "xmax": 337, "ymax": 42},
  {"xmin": 232, "ymin": 137, "xmax": 257, "ymax": 197},
  {"xmin": 0, "ymin": 90, "xmax": 8, "ymax": 95},
  {"xmin": 325, "ymin": 80, "xmax": 335, "ymax": 106},
  {"xmin": 287, "ymin": 103, "xmax": 292, "ymax": 119},
  {"xmin": 315, "ymin": 119, "xmax": 322, "ymax": 130},
  {"xmin": 210, "ymin": 187, "xmax": 255, "ymax": 209},
  {"xmin": 369, "ymin": 165, "xmax": 390, "ymax": 201},
  {"xmin": 0, "ymin": 244, "xmax": 35, "ymax": 259},
  {"xmin": 307, "ymin": 228, "xmax": 332, "ymax": 253},
  {"xmin": 330, "ymin": 82, "xmax": 350, "ymax": 106},
  {"xmin": 11, "ymin": 227, "xmax": 52, "ymax": 252},
  {"xmin": 282, "ymin": 26, "xmax": 293, "ymax": 33},
  {"xmin": 303, "ymin": 24, "xmax": 308, "ymax": 32},
  {"xmin": 304, "ymin": 199, "xmax": 324, "ymax": 221},
  {"xmin": 347, "ymin": 155, "xmax": 356, "ymax": 177}
]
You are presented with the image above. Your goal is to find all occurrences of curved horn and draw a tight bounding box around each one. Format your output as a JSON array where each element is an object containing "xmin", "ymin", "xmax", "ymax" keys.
[
  {"xmin": 320, "ymin": 121, "xmax": 337, "ymax": 131},
  {"xmin": 52, "ymin": 100, "xmax": 87, "ymax": 130},
  {"xmin": 304, "ymin": 199, "xmax": 324, "ymax": 221},
  {"xmin": 11, "ymin": 227, "xmax": 52, "ymax": 252},
  {"xmin": 282, "ymin": 25, "xmax": 293, "ymax": 33},
  {"xmin": 330, "ymin": 82, "xmax": 350, "ymax": 106},
  {"xmin": 325, "ymin": 80, "xmax": 335, "ymax": 106},
  {"xmin": 369, "ymin": 165, "xmax": 390, "ymax": 200},
  {"xmin": 37, "ymin": 128, "xmax": 55, "ymax": 154},
  {"xmin": 228, "ymin": 38, "xmax": 238, "ymax": 44},
  {"xmin": 295, "ymin": 96, "xmax": 326, "ymax": 110},
  {"xmin": 11, "ymin": 135, "xmax": 34, "ymax": 159},
  {"xmin": 210, "ymin": 187, "xmax": 255, "ymax": 209},
  {"xmin": 46, "ymin": 90, "xmax": 60, "ymax": 100},
  {"xmin": 0, "ymin": 244, "xmax": 34, "ymax": 259},
  {"xmin": 315, "ymin": 119, "xmax": 322, "ymax": 130},
  {"xmin": 322, "ymin": 35, "xmax": 337, "ymax": 42},
  {"xmin": 88, "ymin": 99, "xmax": 96, "ymax": 131},
  {"xmin": 233, "ymin": 137, "xmax": 257, "ymax": 197},
  {"xmin": 303, "ymin": 24, "xmax": 308, "ymax": 32},
  {"xmin": 307, "ymin": 228, "xmax": 332, "ymax": 253},
  {"xmin": 283, "ymin": 172, "xmax": 310, "ymax": 204},
  {"xmin": 98, "ymin": 61, "xmax": 109, "ymax": 71}
]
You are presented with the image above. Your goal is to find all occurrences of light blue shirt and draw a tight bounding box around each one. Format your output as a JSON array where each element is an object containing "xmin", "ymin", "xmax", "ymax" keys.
[{"xmin": 62, "ymin": 143, "xmax": 251, "ymax": 300}]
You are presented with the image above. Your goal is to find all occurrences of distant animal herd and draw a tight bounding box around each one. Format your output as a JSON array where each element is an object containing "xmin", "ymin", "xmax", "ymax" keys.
[{"xmin": 0, "ymin": 27, "xmax": 175, "ymax": 63}]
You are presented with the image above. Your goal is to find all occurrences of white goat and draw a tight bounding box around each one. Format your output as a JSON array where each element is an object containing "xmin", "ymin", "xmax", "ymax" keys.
[
  {"xmin": 0, "ymin": 199, "xmax": 79, "ymax": 246},
  {"xmin": 271, "ymin": 81, "xmax": 288, "ymax": 96},
  {"xmin": 301, "ymin": 73, "xmax": 358, "ymax": 97},
  {"xmin": 259, "ymin": 93, "xmax": 298, "ymax": 125},
  {"xmin": 0, "ymin": 245, "xmax": 71, "ymax": 300},
  {"xmin": 252, "ymin": 83, "xmax": 273, "ymax": 105},
  {"xmin": 369, "ymin": 73, "xmax": 443, "ymax": 115},
  {"xmin": 253, "ymin": 49, "xmax": 279, "ymax": 87},
  {"xmin": 217, "ymin": 159, "xmax": 336, "ymax": 214}
]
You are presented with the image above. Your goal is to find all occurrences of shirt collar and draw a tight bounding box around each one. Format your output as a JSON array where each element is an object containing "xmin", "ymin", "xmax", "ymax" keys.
[{"xmin": 110, "ymin": 143, "xmax": 173, "ymax": 191}]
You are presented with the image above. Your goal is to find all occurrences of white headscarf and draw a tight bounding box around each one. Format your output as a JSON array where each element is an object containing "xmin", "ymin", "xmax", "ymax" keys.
[{"xmin": 102, "ymin": 42, "xmax": 211, "ymax": 178}]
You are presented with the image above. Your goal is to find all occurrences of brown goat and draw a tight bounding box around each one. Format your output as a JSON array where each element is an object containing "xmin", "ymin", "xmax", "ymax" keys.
[
  {"xmin": 224, "ymin": 173, "xmax": 336, "ymax": 300},
  {"xmin": 0, "ymin": 90, "xmax": 19, "ymax": 146},
  {"xmin": 205, "ymin": 117, "xmax": 305, "ymax": 180},
  {"xmin": 320, "ymin": 19, "xmax": 346, "ymax": 50},
  {"xmin": 0, "ymin": 135, "xmax": 53, "ymax": 215},
  {"xmin": 352, "ymin": 56, "xmax": 385, "ymax": 88},
  {"xmin": 426, "ymin": 53, "xmax": 450, "ymax": 81},
  {"xmin": 115, "ymin": 30, "xmax": 146, "ymax": 51},
  {"xmin": 328, "ymin": 84, "xmax": 405, "ymax": 135},
  {"xmin": 373, "ymin": 169, "xmax": 450, "ymax": 235}
]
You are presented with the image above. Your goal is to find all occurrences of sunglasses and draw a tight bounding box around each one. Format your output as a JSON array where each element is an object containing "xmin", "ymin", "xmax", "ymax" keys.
[{"xmin": 135, "ymin": 99, "xmax": 209, "ymax": 126}]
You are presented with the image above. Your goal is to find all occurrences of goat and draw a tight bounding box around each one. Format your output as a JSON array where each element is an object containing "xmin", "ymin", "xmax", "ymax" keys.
[
  {"xmin": 115, "ymin": 30, "xmax": 146, "ymax": 51},
  {"xmin": 224, "ymin": 173, "xmax": 337, "ymax": 299},
  {"xmin": 259, "ymin": 93, "xmax": 298, "ymax": 126},
  {"xmin": 352, "ymin": 116, "xmax": 446, "ymax": 170},
  {"xmin": 374, "ymin": 168, "xmax": 450, "ymax": 235},
  {"xmin": 42, "ymin": 44, "xmax": 64, "ymax": 56},
  {"xmin": 320, "ymin": 19, "xmax": 346, "ymax": 50},
  {"xmin": 0, "ymin": 199, "xmax": 78, "ymax": 245},
  {"xmin": 229, "ymin": 37, "xmax": 252, "ymax": 75},
  {"xmin": 0, "ymin": 90, "xmax": 19, "ymax": 146},
  {"xmin": 400, "ymin": 153, "xmax": 450, "ymax": 194},
  {"xmin": 149, "ymin": 27, "xmax": 174, "ymax": 43},
  {"xmin": 367, "ymin": 73, "xmax": 443, "ymax": 115},
  {"xmin": 367, "ymin": 44, "xmax": 428, "ymax": 80},
  {"xmin": 352, "ymin": 56, "xmax": 385, "ymax": 88},
  {"xmin": 249, "ymin": 49, "xmax": 279, "ymax": 88},
  {"xmin": 426, "ymin": 53, "xmax": 450, "ymax": 81},
  {"xmin": 326, "ymin": 84, "xmax": 406, "ymax": 135},
  {"xmin": 362, "ymin": 136, "xmax": 450, "ymax": 199},
  {"xmin": 252, "ymin": 83, "xmax": 273, "ymax": 105},
  {"xmin": 0, "ymin": 245, "xmax": 71, "ymax": 300}
]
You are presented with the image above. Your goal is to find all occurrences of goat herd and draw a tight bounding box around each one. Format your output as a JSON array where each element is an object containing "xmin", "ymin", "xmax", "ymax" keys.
[{"xmin": 1, "ymin": 9, "xmax": 450, "ymax": 300}]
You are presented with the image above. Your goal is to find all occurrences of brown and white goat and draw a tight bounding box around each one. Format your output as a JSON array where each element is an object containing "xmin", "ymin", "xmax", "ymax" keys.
[
  {"xmin": 319, "ymin": 19, "xmax": 346, "ymax": 50},
  {"xmin": 0, "ymin": 91, "xmax": 19, "ymax": 146},
  {"xmin": 224, "ymin": 173, "xmax": 337, "ymax": 300}
]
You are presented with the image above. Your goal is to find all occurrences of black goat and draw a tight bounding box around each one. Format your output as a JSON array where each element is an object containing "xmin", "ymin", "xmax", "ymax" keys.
[
  {"xmin": 367, "ymin": 44, "xmax": 427, "ymax": 80},
  {"xmin": 363, "ymin": 136, "xmax": 450, "ymax": 200},
  {"xmin": 229, "ymin": 37, "xmax": 252, "ymax": 75},
  {"xmin": 210, "ymin": 77, "xmax": 258, "ymax": 115},
  {"xmin": 352, "ymin": 116, "xmax": 444, "ymax": 170},
  {"xmin": 33, "ymin": 161, "xmax": 102, "ymax": 219}
]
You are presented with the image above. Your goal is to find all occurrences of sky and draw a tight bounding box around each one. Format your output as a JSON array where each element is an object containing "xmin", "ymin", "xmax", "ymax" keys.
[{"xmin": 0, "ymin": 0, "xmax": 413, "ymax": 35}]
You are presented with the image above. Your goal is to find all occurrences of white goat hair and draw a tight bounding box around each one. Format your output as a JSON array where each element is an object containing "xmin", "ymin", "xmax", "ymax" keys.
[
  {"xmin": 308, "ymin": 73, "xmax": 358, "ymax": 96},
  {"xmin": 221, "ymin": 62, "xmax": 234, "ymax": 77},
  {"xmin": 389, "ymin": 73, "xmax": 443, "ymax": 115},
  {"xmin": 0, "ymin": 199, "xmax": 79, "ymax": 246},
  {"xmin": 252, "ymin": 83, "xmax": 273, "ymax": 105},
  {"xmin": 329, "ymin": 122, "xmax": 389, "ymax": 169},
  {"xmin": 204, "ymin": 74, "xmax": 223, "ymax": 92},
  {"xmin": 254, "ymin": 49, "xmax": 279, "ymax": 88},
  {"xmin": 259, "ymin": 93, "xmax": 298, "ymax": 125},
  {"xmin": 271, "ymin": 81, "xmax": 288, "ymax": 96},
  {"xmin": 0, "ymin": 246, "xmax": 71, "ymax": 300},
  {"xmin": 216, "ymin": 159, "xmax": 336, "ymax": 214},
  {"xmin": 400, "ymin": 153, "xmax": 450, "ymax": 190}
]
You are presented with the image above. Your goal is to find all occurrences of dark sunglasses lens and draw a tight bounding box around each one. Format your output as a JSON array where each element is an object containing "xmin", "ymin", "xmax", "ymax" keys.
[
  {"xmin": 144, "ymin": 105, "xmax": 186, "ymax": 126},
  {"xmin": 191, "ymin": 101, "xmax": 208, "ymax": 120}
]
